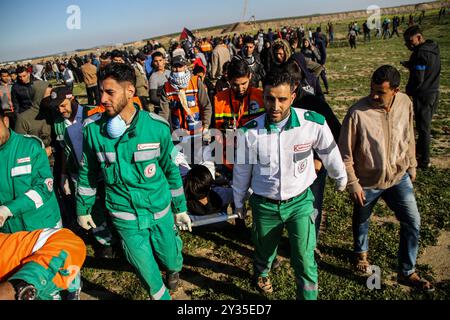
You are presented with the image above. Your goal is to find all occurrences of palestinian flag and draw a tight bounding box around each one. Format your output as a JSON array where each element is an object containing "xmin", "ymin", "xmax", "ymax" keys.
[{"xmin": 180, "ymin": 27, "xmax": 196, "ymax": 42}]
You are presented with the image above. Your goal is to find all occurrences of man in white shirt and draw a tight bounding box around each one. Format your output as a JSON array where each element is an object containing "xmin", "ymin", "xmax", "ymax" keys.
[
  {"xmin": 232, "ymin": 72, "xmax": 347, "ymax": 300},
  {"xmin": 59, "ymin": 64, "xmax": 75, "ymax": 91}
]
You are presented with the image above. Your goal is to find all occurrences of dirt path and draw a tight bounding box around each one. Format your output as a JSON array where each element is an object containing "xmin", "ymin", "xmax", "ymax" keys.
[{"xmin": 418, "ymin": 231, "xmax": 450, "ymax": 283}]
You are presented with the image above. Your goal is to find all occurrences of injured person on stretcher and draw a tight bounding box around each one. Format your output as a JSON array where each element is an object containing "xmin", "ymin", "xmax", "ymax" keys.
[{"xmin": 182, "ymin": 165, "xmax": 238, "ymax": 229}]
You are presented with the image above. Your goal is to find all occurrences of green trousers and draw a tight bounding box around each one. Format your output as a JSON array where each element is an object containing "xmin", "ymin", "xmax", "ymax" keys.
[
  {"xmin": 115, "ymin": 210, "xmax": 183, "ymax": 300},
  {"xmin": 249, "ymin": 188, "xmax": 318, "ymax": 300}
]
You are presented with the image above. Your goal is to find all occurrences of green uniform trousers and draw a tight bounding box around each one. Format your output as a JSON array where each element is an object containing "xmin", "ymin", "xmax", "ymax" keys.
[
  {"xmin": 249, "ymin": 188, "xmax": 318, "ymax": 300},
  {"xmin": 115, "ymin": 209, "xmax": 183, "ymax": 300}
]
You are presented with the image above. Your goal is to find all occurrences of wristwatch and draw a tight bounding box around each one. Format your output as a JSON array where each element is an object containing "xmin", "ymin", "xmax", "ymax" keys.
[{"xmin": 9, "ymin": 279, "xmax": 37, "ymax": 300}]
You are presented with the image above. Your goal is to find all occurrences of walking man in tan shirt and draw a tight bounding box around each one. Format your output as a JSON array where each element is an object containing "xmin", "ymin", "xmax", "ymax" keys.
[
  {"xmin": 339, "ymin": 65, "xmax": 433, "ymax": 292},
  {"xmin": 81, "ymin": 58, "xmax": 100, "ymax": 106}
]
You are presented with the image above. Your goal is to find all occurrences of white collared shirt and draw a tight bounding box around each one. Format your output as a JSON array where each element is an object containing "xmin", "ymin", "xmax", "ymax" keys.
[{"xmin": 232, "ymin": 108, "xmax": 347, "ymax": 208}]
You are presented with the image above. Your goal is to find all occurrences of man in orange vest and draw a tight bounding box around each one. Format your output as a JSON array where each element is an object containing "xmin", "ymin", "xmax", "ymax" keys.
[
  {"xmin": 159, "ymin": 55, "xmax": 212, "ymax": 171},
  {"xmin": 0, "ymin": 228, "xmax": 86, "ymax": 300},
  {"xmin": 213, "ymin": 58, "xmax": 265, "ymax": 172},
  {"xmin": 200, "ymin": 38, "xmax": 213, "ymax": 64}
]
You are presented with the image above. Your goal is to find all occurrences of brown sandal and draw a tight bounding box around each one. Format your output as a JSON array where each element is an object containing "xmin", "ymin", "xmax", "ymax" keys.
[
  {"xmin": 255, "ymin": 276, "xmax": 273, "ymax": 294},
  {"xmin": 354, "ymin": 252, "xmax": 371, "ymax": 274},
  {"xmin": 397, "ymin": 273, "xmax": 435, "ymax": 292}
]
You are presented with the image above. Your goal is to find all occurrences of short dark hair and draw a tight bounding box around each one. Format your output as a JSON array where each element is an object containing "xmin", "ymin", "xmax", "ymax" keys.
[
  {"xmin": 228, "ymin": 58, "xmax": 250, "ymax": 80},
  {"xmin": 289, "ymin": 38, "xmax": 298, "ymax": 47},
  {"xmin": 100, "ymin": 62, "xmax": 136, "ymax": 87},
  {"xmin": 372, "ymin": 65, "xmax": 401, "ymax": 89},
  {"xmin": 264, "ymin": 71, "xmax": 295, "ymax": 92},
  {"xmin": 184, "ymin": 165, "xmax": 214, "ymax": 201},
  {"xmin": 282, "ymin": 60, "xmax": 302, "ymax": 87},
  {"xmin": 151, "ymin": 51, "xmax": 164, "ymax": 60},
  {"xmin": 272, "ymin": 42, "xmax": 285, "ymax": 52},
  {"xmin": 193, "ymin": 65, "xmax": 206, "ymax": 75},
  {"xmin": 0, "ymin": 69, "xmax": 9, "ymax": 75},
  {"xmin": 243, "ymin": 35, "xmax": 255, "ymax": 45},
  {"xmin": 111, "ymin": 49, "xmax": 124, "ymax": 59},
  {"xmin": 16, "ymin": 66, "xmax": 27, "ymax": 74},
  {"xmin": 404, "ymin": 25, "xmax": 422, "ymax": 39}
]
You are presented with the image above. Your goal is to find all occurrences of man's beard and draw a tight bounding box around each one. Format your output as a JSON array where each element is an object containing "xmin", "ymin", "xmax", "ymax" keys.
[{"xmin": 108, "ymin": 94, "xmax": 128, "ymax": 117}]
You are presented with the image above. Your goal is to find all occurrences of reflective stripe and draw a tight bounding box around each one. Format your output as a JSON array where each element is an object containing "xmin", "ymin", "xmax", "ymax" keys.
[
  {"xmin": 78, "ymin": 186, "xmax": 97, "ymax": 196},
  {"xmin": 32, "ymin": 228, "xmax": 61, "ymax": 253},
  {"xmin": 316, "ymin": 141, "xmax": 337, "ymax": 155},
  {"xmin": 96, "ymin": 152, "xmax": 105, "ymax": 163},
  {"xmin": 134, "ymin": 150, "xmax": 160, "ymax": 162},
  {"xmin": 152, "ymin": 285, "xmax": 168, "ymax": 300},
  {"xmin": 55, "ymin": 219, "xmax": 63, "ymax": 229},
  {"xmin": 293, "ymin": 150, "xmax": 311, "ymax": 162},
  {"xmin": 171, "ymin": 187, "xmax": 184, "ymax": 197},
  {"xmin": 109, "ymin": 212, "xmax": 137, "ymax": 221},
  {"xmin": 105, "ymin": 152, "xmax": 116, "ymax": 163},
  {"xmin": 96, "ymin": 238, "xmax": 110, "ymax": 246},
  {"xmin": 296, "ymin": 279, "xmax": 318, "ymax": 291},
  {"xmin": 25, "ymin": 190, "xmax": 44, "ymax": 209},
  {"xmin": 11, "ymin": 165, "xmax": 32, "ymax": 177},
  {"xmin": 154, "ymin": 204, "xmax": 171, "ymax": 220}
]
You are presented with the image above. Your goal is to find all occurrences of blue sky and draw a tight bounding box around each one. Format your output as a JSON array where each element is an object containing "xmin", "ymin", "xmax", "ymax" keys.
[{"xmin": 0, "ymin": 0, "xmax": 434, "ymax": 62}]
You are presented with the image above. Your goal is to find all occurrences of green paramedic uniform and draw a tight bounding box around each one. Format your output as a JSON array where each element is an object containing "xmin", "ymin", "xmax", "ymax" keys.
[
  {"xmin": 0, "ymin": 130, "xmax": 61, "ymax": 233},
  {"xmin": 233, "ymin": 108, "xmax": 348, "ymax": 300},
  {"xmin": 76, "ymin": 104, "xmax": 186, "ymax": 300}
]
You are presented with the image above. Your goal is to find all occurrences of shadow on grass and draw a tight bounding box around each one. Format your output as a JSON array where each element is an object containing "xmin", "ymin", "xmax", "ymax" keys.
[
  {"xmin": 81, "ymin": 276, "xmax": 127, "ymax": 300},
  {"xmin": 192, "ymin": 224, "xmax": 254, "ymax": 259},
  {"xmin": 84, "ymin": 255, "xmax": 134, "ymax": 272},
  {"xmin": 180, "ymin": 267, "xmax": 266, "ymax": 300},
  {"xmin": 318, "ymin": 260, "xmax": 369, "ymax": 285},
  {"xmin": 183, "ymin": 253, "xmax": 252, "ymax": 279}
]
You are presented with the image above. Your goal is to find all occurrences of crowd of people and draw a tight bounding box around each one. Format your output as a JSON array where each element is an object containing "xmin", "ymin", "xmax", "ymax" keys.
[{"xmin": 0, "ymin": 12, "xmax": 442, "ymax": 301}]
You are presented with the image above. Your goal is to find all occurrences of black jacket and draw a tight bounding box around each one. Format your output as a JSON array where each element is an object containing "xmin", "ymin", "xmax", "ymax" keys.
[
  {"xmin": 289, "ymin": 53, "xmax": 324, "ymax": 99},
  {"xmin": 11, "ymin": 80, "xmax": 34, "ymax": 115},
  {"xmin": 406, "ymin": 40, "xmax": 441, "ymax": 96},
  {"xmin": 234, "ymin": 50, "xmax": 266, "ymax": 88}
]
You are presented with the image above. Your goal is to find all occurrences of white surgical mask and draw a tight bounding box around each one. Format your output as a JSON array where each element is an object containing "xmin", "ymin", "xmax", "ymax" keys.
[{"xmin": 107, "ymin": 114, "xmax": 127, "ymax": 139}]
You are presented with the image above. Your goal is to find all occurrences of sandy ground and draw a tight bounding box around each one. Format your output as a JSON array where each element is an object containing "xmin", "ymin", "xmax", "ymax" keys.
[{"xmin": 418, "ymin": 230, "xmax": 450, "ymax": 283}]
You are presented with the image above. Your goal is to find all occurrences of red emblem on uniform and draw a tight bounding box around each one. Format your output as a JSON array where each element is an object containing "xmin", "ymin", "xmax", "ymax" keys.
[
  {"xmin": 294, "ymin": 143, "xmax": 312, "ymax": 153},
  {"xmin": 144, "ymin": 164, "xmax": 156, "ymax": 178}
]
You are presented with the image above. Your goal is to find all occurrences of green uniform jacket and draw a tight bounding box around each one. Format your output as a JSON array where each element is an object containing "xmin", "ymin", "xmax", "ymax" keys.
[
  {"xmin": 0, "ymin": 130, "xmax": 61, "ymax": 233},
  {"xmin": 76, "ymin": 105, "xmax": 187, "ymax": 230}
]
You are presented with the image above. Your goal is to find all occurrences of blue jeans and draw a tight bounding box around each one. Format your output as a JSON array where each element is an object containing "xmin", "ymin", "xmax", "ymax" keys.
[
  {"xmin": 310, "ymin": 166, "xmax": 327, "ymax": 241},
  {"xmin": 352, "ymin": 173, "xmax": 421, "ymax": 276}
]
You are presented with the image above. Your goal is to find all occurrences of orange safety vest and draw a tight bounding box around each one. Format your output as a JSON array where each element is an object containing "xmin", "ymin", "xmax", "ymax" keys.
[
  {"xmin": 200, "ymin": 41, "xmax": 213, "ymax": 53},
  {"xmin": 214, "ymin": 87, "xmax": 265, "ymax": 170},
  {"xmin": 165, "ymin": 75, "xmax": 203, "ymax": 135},
  {"xmin": 0, "ymin": 228, "xmax": 86, "ymax": 290},
  {"xmin": 87, "ymin": 96, "xmax": 143, "ymax": 117},
  {"xmin": 214, "ymin": 87, "xmax": 265, "ymax": 131}
]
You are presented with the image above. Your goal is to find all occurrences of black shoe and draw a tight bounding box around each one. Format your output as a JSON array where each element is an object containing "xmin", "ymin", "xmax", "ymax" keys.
[
  {"xmin": 95, "ymin": 245, "xmax": 114, "ymax": 259},
  {"xmin": 166, "ymin": 272, "xmax": 180, "ymax": 291},
  {"xmin": 235, "ymin": 218, "xmax": 247, "ymax": 230}
]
